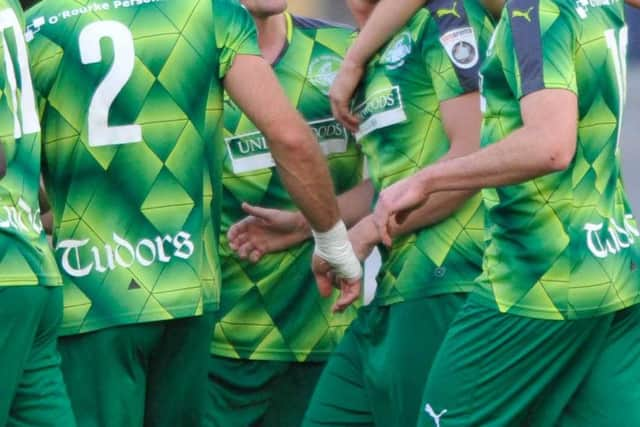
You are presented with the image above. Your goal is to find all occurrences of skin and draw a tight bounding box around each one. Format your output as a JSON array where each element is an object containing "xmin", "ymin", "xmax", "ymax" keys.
[
  {"xmin": 241, "ymin": 0, "xmax": 288, "ymax": 63},
  {"xmin": 331, "ymin": 0, "xmax": 425, "ymax": 131},
  {"xmin": 226, "ymin": 0, "xmax": 362, "ymax": 304},
  {"xmin": 228, "ymin": 1, "xmax": 485, "ymax": 309},
  {"xmin": 228, "ymin": 179, "xmax": 375, "ymax": 262},
  {"xmin": 330, "ymin": 0, "xmax": 508, "ymax": 130},
  {"xmin": 372, "ymin": 89, "xmax": 578, "ymax": 244}
]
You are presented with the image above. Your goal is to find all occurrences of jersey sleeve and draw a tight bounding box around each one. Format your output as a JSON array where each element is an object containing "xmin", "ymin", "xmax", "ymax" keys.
[
  {"xmin": 423, "ymin": 0, "xmax": 483, "ymax": 102},
  {"xmin": 505, "ymin": 0, "xmax": 577, "ymax": 99},
  {"xmin": 214, "ymin": 0, "xmax": 261, "ymax": 79}
]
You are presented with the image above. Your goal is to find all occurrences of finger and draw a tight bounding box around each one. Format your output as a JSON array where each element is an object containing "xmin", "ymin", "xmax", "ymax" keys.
[
  {"xmin": 227, "ymin": 219, "xmax": 249, "ymax": 241},
  {"xmin": 315, "ymin": 271, "xmax": 334, "ymax": 298},
  {"xmin": 312, "ymin": 255, "xmax": 334, "ymax": 297},
  {"xmin": 340, "ymin": 108, "xmax": 360, "ymax": 128},
  {"xmin": 395, "ymin": 208, "xmax": 412, "ymax": 225},
  {"xmin": 333, "ymin": 105, "xmax": 360, "ymax": 133},
  {"xmin": 236, "ymin": 240, "xmax": 257, "ymax": 260},
  {"xmin": 241, "ymin": 202, "xmax": 275, "ymax": 223},
  {"xmin": 374, "ymin": 209, "xmax": 393, "ymax": 247},
  {"xmin": 342, "ymin": 115, "xmax": 360, "ymax": 134},
  {"xmin": 333, "ymin": 279, "xmax": 361, "ymax": 313},
  {"xmin": 248, "ymin": 249, "xmax": 263, "ymax": 263},
  {"xmin": 228, "ymin": 230, "xmax": 250, "ymax": 251}
]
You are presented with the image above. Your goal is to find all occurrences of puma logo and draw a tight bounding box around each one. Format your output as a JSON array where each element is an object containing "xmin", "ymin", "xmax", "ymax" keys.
[
  {"xmin": 512, "ymin": 6, "xmax": 534, "ymax": 22},
  {"xmin": 436, "ymin": 1, "xmax": 461, "ymax": 18},
  {"xmin": 425, "ymin": 404, "xmax": 448, "ymax": 427}
]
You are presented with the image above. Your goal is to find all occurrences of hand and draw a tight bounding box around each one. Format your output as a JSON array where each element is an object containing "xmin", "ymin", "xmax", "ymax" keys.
[
  {"xmin": 348, "ymin": 216, "xmax": 381, "ymax": 261},
  {"xmin": 373, "ymin": 172, "xmax": 431, "ymax": 246},
  {"xmin": 227, "ymin": 203, "xmax": 310, "ymax": 262},
  {"xmin": 329, "ymin": 56, "xmax": 364, "ymax": 133},
  {"xmin": 312, "ymin": 254, "xmax": 362, "ymax": 313}
]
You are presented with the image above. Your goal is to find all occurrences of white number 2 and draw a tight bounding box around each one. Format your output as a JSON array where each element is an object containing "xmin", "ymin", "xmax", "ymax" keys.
[
  {"xmin": 605, "ymin": 26, "xmax": 628, "ymax": 148},
  {"xmin": 0, "ymin": 8, "xmax": 39, "ymax": 138},
  {"xmin": 79, "ymin": 21, "xmax": 141, "ymax": 147}
]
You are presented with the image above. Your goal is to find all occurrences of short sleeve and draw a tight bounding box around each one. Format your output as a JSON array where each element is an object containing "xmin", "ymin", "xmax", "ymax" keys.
[
  {"xmin": 506, "ymin": 0, "xmax": 577, "ymax": 99},
  {"xmin": 423, "ymin": 0, "xmax": 483, "ymax": 102},
  {"xmin": 214, "ymin": 0, "xmax": 261, "ymax": 79}
]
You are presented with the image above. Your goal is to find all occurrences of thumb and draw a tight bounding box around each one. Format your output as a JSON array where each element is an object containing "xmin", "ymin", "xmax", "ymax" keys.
[
  {"xmin": 241, "ymin": 202, "xmax": 274, "ymax": 222},
  {"xmin": 315, "ymin": 272, "xmax": 334, "ymax": 298}
]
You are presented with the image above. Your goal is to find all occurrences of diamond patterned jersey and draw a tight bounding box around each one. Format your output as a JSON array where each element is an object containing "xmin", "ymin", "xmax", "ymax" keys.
[
  {"xmin": 0, "ymin": 0, "xmax": 61, "ymax": 287},
  {"xmin": 26, "ymin": 0, "xmax": 261, "ymax": 335},
  {"xmin": 475, "ymin": 0, "xmax": 640, "ymax": 319},
  {"xmin": 211, "ymin": 14, "xmax": 362, "ymax": 362},
  {"xmin": 352, "ymin": 0, "xmax": 495, "ymax": 306}
]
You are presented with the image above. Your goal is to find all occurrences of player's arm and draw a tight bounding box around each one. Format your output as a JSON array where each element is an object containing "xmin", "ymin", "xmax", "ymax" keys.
[
  {"xmin": 373, "ymin": 0, "xmax": 579, "ymax": 243},
  {"xmin": 225, "ymin": 54, "xmax": 362, "ymax": 283},
  {"xmin": 625, "ymin": 0, "xmax": 640, "ymax": 8},
  {"xmin": 348, "ymin": 91, "xmax": 482, "ymax": 256},
  {"xmin": 224, "ymin": 55, "xmax": 342, "ymax": 232},
  {"xmin": 228, "ymin": 179, "xmax": 375, "ymax": 262},
  {"xmin": 388, "ymin": 92, "xmax": 480, "ymax": 235},
  {"xmin": 219, "ymin": 2, "xmax": 361, "ymax": 300},
  {"xmin": 332, "ymin": 0, "xmax": 427, "ymax": 130},
  {"xmin": 374, "ymin": 88, "xmax": 577, "ymax": 244}
]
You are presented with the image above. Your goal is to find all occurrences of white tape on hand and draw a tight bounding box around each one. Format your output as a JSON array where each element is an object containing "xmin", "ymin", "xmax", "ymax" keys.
[{"xmin": 312, "ymin": 220, "xmax": 363, "ymax": 280}]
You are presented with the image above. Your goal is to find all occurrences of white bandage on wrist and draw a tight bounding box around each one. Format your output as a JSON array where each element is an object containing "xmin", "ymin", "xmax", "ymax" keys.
[{"xmin": 312, "ymin": 220, "xmax": 363, "ymax": 280}]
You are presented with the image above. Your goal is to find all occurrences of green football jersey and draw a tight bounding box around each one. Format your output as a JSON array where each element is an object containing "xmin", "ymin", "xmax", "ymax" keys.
[
  {"xmin": 353, "ymin": 0, "xmax": 494, "ymax": 305},
  {"xmin": 475, "ymin": 0, "xmax": 640, "ymax": 319},
  {"xmin": 211, "ymin": 14, "xmax": 362, "ymax": 362},
  {"xmin": 26, "ymin": 0, "xmax": 261, "ymax": 335},
  {"xmin": 0, "ymin": 0, "xmax": 61, "ymax": 287}
]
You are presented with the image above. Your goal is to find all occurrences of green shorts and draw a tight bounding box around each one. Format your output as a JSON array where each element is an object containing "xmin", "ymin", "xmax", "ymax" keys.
[
  {"xmin": 419, "ymin": 296, "xmax": 640, "ymax": 427},
  {"xmin": 0, "ymin": 285, "xmax": 75, "ymax": 427},
  {"xmin": 59, "ymin": 313, "xmax": 214, "ymax": 427},
  {"xmin": 303, "ymin": 293, "xmax": 467, "ymax": 427},
  {"xmin": 205, "ymin": 356, "xmax": 326, "ymax": 427}
]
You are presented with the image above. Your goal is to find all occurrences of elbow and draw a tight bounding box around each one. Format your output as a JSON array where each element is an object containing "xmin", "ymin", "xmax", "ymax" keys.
[
  {"xmin": 545, "ymin": 138, "xmax": 576, "ymax": 172},
  {"xmin": 282, "ymin": 129, "xmax": 316, "ymax": 158},
  {"xmin": 268, "ymin": 123, "xmax": 318, "ymax": 163}
]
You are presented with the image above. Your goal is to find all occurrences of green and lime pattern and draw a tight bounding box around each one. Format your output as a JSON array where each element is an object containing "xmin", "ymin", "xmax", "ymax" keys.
[
  {"xmin": 211, "ymin": 14, "xmax": 362, "ymax": 362},
  {"xmin": 0, "ymin": 0, "xmax": 61, "ymax": 287},
  {"xmin": 353, "ymin": 1, "xmax": 494, "ymax": 306},
  {"xmin": 476, "ymin": 0, "xmax": 640, "ymax": 319},
  {"xmin": 27, "ymin": 0, "xmax": 260, "ymax": 335}
]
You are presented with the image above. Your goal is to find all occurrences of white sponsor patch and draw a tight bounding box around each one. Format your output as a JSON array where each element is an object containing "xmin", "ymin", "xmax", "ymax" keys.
[
  {"xmin": 439, "ymin": 26, "xmax": 479, "ymax": 70},
  {"xmin": 353, "ymin": 86, "xmax": 407, "ymax": 141},
  {"xmin": 226, "ymin": 118, "xmax": 349, "ymax": 174}
]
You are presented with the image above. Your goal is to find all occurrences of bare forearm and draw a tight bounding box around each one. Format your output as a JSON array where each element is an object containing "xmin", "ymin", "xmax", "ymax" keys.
[
  {"xmin": 382, "ymin": 149, "xmax": 476, "ymax": 238},
  {"xmin": 338, "ymin": 179, "xmax": 374, "ymax": 227},
  {"xmin": 347, "ymin": 0, "xmax": 426, "ymax": 64},
  {"xmin": 270, "ymin": 130, "xmax": 341, "ymax": 232},
  {"xmin": 417, "ymin": 91, "xmax": 576, "ymax": 194},
  {"xmin": 293, "ymin": 179, "xmax": 375, "ymax": 239},
  {"xmin": 225, "ymin": 55, "xmax": 341, "ymax": 231},
  {"xmin": 420, "ymin": 125, "xmax": 571, "ymax": 195},
  {"xmin": 390, "ymin": 189, "xmax": 475, "ymax": 237}
]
